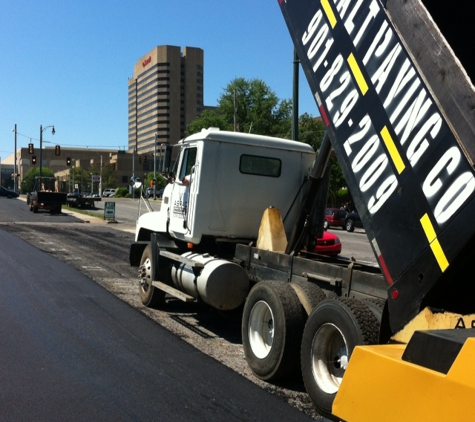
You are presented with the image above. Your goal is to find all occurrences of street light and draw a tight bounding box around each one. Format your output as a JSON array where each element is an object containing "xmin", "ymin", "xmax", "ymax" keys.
[
  {"xmin": 39, "ymin": 124, "xmax": 55, "ymax": 177},
  {"xmin": 12, "ymin": 124, "xmax": 18, "ymax": 192},
  {"xmin": 94, "ymin": 151, "xmax": 103, "ymax": 195}
]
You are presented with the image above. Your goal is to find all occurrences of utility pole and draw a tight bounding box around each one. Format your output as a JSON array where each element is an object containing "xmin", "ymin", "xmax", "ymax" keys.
[
  {"xmin": 153, "ymin": 133, "xmax": 157, "ymax": 200},
  {"xmin": 13, "ymin": 124, "xmax": 17, "ymax": 192}
]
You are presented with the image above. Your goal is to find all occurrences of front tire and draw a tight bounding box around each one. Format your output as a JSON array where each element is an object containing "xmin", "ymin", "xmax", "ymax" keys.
[
  {"xmin": 138, "ymin": 245, "xmax": 166, "ymax": 308},
  {"xmin": 345, "ymin": 219, "xmax": 354, "ymax": 232},
  {"xmin": 242, "ymin": 280, "xmax": 306, "ymax": 381},
  {"xmin": 301, "ymin": 298, "xmax": 379, "ymax": 419}
]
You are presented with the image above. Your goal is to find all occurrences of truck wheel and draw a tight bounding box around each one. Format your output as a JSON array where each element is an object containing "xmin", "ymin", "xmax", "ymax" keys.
[
  {"xmin": 242, "ymin": 280, "xmax": 306, "ymax": 381},
  {"xmin": 301, "ymin": 298, "xmax": 379, "ymax": 418},
  {"xmin": 290, "ymin": 279, "xmax": 326, "ymax": 316},
  {"xmin": 139, "ymin": 245, "xmax": 165, "ymax": 308},
  {"xmin": 345, "ymin": 219, "xmax": 355, "ymax": 232},
  {"xmin": 33, "ymin": 205, "xmax": 38, "ymax": 213}
]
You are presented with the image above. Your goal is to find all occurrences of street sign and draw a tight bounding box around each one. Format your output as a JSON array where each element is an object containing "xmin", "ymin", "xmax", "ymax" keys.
[
  {"xmin": 104, "ymin": 201, "xmax": 116, "ymax": 220},
  {"xmin": 92, "ymin": 175, "xmax": 101, "ymax": 182}
]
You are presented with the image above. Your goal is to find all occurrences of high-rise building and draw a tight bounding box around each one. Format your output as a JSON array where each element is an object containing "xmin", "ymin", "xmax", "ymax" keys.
[{"xmin": 128, "ymin": 45, "xmax": 204, "ymax": 155}]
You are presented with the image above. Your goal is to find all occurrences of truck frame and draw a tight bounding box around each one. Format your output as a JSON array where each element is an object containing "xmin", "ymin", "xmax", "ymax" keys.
[{"xmin": 130, "ymin": 1, "xmax": 475, "ymax": 419}]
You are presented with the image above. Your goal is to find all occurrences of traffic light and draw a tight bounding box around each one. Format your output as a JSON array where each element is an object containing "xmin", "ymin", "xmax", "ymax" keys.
[
  {"xmin": 55, "ymin": 145, "xmax": 61, "ymax": 156},
  {"xmin": 143, "ymin": 154, "xmax": 147, "ymax": 164},
  {"xmin": 28, "ymin": 143, "xmax": 34, "ymax": 154},
  {"xmin": 139, "ymin": 157, "xmax": 142, "ymax": 165},
  {"xmin": 32, "ymin": 155, "xmax": 37, "ymax": 164},
  {"xmin": 66, "ymin": 157, "xmax": 71, "ymax": 166}
]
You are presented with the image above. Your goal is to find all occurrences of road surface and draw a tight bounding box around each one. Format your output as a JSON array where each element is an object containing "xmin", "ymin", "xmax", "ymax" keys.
[{"xmin": 0, "ymin": 227, "xmax": 315, "ymax": 421}]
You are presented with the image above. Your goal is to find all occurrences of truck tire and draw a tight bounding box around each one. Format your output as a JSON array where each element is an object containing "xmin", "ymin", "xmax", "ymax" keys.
[
  {"xmin": 290, "ymin": 279, "xmax": 327, "ymax": 316},
  {"xmin": 138, "ymin": 245, "xmax": 166, "ymax": 308},
  {"xmin": 345, "ymin": 219, "xmax": 355, "ymax": 232},
  {"xmin": 242, "ymin": 280, "xmax": 306, "ymax": 381},
  {"xmin": 301, "ymin": 298, "xmax": 379, "ymax": 419},
  {"xmin": 33, "ymin": 205, "xmax": 38, "ymax": 213}
]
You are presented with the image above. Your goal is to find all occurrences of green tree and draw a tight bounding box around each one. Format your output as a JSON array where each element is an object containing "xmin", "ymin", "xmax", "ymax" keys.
[
  {"xmin": 21, "ymin": 167, "xmax": 54, "ymax": 194},
  {"xmin": 187, "ymin": 78, "xmax": 292, "ymax": 137},
  {"xmin": 67, "ymin": 166, "xmax": 92, "ymax": 193},
  {"xmin": 89, "ymin": 163, "xmax": 118, "ymax": 193}
]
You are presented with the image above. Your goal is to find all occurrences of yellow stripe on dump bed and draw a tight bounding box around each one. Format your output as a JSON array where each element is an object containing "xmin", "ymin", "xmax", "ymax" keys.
[
  {"xmin": 381, "ymin": 126, "xmax": 405, "ymax": 174},
  {"xmin": 420, "ymin": 213, "xmax": 449, "ymax": 272},
  {"xmin": 321, "ymin": 0, "xmax": 337, "ymax": 28},
  {"xmin": 347, "ymin": 53, "xmax": 368, "ymax": 95}
]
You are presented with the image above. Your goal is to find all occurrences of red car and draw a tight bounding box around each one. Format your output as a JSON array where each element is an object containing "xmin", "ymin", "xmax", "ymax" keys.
[
  {"xmin": 324, "ymin": 208, "xmax": 347, "ymax": 230},
  {"xmin": 315, "ymin": 231, "xmax": 342, "ymax": 256}
]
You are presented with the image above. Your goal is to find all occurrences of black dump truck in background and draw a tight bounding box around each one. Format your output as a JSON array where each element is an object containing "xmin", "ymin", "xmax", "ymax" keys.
[{"xmin": 27, "ymin": 176, "xmax": 67, "ymax": 214}]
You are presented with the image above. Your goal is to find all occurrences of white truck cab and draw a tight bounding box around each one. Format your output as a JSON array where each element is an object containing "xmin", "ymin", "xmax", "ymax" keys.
[{"xmin": 135, "ymin": 127, "xmax": 315, "ymax": 246}]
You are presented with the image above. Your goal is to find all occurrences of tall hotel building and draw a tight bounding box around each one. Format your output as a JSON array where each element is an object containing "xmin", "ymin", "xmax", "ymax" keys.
[{"xmin": 128, "ymin": 45, "xmax": 204, "ymax": 154}]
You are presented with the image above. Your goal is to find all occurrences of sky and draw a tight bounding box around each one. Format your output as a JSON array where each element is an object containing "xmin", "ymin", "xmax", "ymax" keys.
[{"xmin": 0, "ymin": 0, "xmax": 320, "ymax": 161}]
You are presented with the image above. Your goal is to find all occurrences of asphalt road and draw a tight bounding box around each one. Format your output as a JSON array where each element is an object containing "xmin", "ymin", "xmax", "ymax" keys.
[
  {"xmin": 0, "ymin": 196, "xmax": 375, "ymax": 420},
  {"xmin": 0, "ymin": 213, "xmax": 315, "ymax": 421}
]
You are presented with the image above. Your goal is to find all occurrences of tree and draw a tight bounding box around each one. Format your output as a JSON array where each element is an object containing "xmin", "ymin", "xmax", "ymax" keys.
[
  {"xmin": 21, "ymin": 167, "xmax": 54, "ymax": 194},
  {"xmin": 67, "ymin": 166, "xmax": 92, "ymax": 193},
  {"xmin": 186, "ymin": 78, "xmax": 292, "ymax": 137},
  {"xmin": 89, "ymin": 163, "xmax": 118, "ymax": 193}
]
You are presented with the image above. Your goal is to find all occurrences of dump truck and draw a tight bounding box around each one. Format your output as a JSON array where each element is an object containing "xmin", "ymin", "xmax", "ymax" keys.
[
  {"xmin": 129, "ymin": 0, "xmax": 475, "ymax": 419},
  {"xmin": 27, "ymin": 176, "xmax": 67, "ymax": 214}
]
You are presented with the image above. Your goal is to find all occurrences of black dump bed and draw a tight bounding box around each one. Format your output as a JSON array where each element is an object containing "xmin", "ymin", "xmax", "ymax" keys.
[
  {"xmin": 37, "ymin": 191, "xmax": 67, "ymax": 204},
  {"xmin": 279, "ymin": 0, "xmax": 475, "ymax": 333}
]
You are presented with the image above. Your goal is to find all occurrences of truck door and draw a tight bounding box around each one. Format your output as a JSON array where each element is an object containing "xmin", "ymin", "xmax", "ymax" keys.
[{"xmin": 168, "ymin": 145, "xmax": 198, "ymax": 239}]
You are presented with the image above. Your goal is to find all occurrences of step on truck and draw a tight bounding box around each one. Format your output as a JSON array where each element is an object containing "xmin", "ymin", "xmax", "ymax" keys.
[{"xmin": 130, "ymin": 0, "xmax": 475, "ymax": 420}]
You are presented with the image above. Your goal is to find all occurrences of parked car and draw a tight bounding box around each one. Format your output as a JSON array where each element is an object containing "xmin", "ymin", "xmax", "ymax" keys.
[
  {"xmin": 345, "ymin": 211, "xmax": 363, "ymax": 232},
  {"xmin": 0, "ymin": 186, "xmax": 19, "ymax": 199},
  {"xmin": 145, "ymin": 187, "xmax": 165, "ymax": 198},
  {"xmin": 324, "ymin": 208, "xmax": 347, "ymax": 229},
  {"xmin": 314, "ymin": 231, "xmax": 342, "ymax": 256},
  {"xmin": 102, "ymin": 188, "xmax": 116, "ymax": 197}
]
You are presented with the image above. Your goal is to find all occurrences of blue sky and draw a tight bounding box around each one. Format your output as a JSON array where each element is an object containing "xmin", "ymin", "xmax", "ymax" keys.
[{"xmin": 0, "ymin": 0, "xmax": 319, "ymax": 160}]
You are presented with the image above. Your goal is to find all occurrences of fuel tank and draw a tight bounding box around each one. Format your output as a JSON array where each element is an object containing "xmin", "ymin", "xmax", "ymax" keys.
[{"xmin": 171, "ymin": 252, "xmax": 249, "ymax": 311}]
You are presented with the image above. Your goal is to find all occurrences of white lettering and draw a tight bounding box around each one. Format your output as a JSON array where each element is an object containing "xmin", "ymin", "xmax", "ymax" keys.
[
  {"xmin": 344, "ymin": 0, "xmax": 363, "ymax": 36},
  {"xmin": 383, "ymin": 59, "xmax": 415, "ymax": 109},
  {"xmin": 334, "ymin": 90, "xmax": 359, "ymax": 127},
  {"xmin": 363, "ymin": 21, "xmax": 391, "ymax": 66},
  {"xmin": 302, "ymin": 10, "xmax": 322, "ymax": 45},
  {"xmin": 434, "ymin": 172, "xmax": 475, "ymax": 224},
  {"xmin": 360, "ymin": 154, "xmax": 389, "ymax": 192},
  {"xmin": 407, "ymin": 113, "xmax": 442, "ymax": 166},
  {"xmin": 353, "ymin": 0, "xmax": 380, "ymax": 47},
  {"xmin": 371, "ymin": 43, "xmax": 402, "ymax": 94},
  {"xmin": 344, "ymin": 115, "xmax": 371, "ymax": 155},
  {"xmin": 320, "ymin": 55, "xmax": 344, "ymax": 92},
  {"xmin": 423, "ymin": 147, "xmax": 461, "ymax": 198},
  {"xmin": 395, "ymin": 89, "xmax": 432, "ymax": 145},
  {"xmin": 368, "ymin": 175, "xmax": 398, "ymax": 214},
  {"xmin": 352, "ymin": 135, "xmax": 379, "ymax": 172}
]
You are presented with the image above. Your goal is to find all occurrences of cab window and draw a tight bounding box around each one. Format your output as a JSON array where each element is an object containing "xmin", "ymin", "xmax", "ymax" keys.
[{"xmin": 178, "ymin": 147, "xmax": 197, "ymax": 181}]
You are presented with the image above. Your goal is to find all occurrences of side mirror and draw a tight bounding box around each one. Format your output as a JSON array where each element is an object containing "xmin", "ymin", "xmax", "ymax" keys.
[{"xmin": 129, "ymin": 176, "xmax": 142, "ymax": 189}]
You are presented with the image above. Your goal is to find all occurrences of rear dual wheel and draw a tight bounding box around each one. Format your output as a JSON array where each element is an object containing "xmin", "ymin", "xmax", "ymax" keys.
[
  {"xmin": 242, "ymin": 281, "xmax": 307, "ymax": 381},
  {"xmin": 301, "ymin": 298, "xmax": 380, "ymax": 419}
]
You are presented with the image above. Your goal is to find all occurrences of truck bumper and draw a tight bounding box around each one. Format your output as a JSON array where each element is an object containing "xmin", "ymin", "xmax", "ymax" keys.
[{"xmin": 333, "ymin": 330, "xmax": 475, "ymax": 421}]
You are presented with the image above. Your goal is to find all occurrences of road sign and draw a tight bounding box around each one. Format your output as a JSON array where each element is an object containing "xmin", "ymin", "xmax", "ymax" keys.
[
  {"xmin": 104, "ymin": 201, "xmax": 116, "ymax": 220},
  {"xmin": 92, "ymin": 175, "xmax": 101, "ymax": 182}
]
